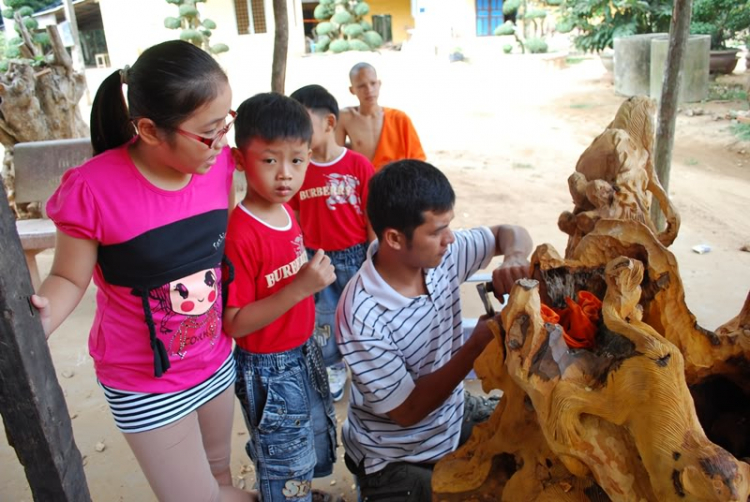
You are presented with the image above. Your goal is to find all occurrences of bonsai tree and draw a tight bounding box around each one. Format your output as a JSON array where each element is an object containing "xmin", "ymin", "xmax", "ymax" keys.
[
  {"xmin": 557, "ymin": 0, "xmax": 672, "ymax": 53},
  {"xmin": 313, "ymin": 0, "xmax": 383, "ymax": 53},
  {"xmin": 690, "ymin": 0, "xmax": 750, "ymax": 50},
  {"xmin": 1, "ymin": 1, "xmax": 87, "ymax": 217},
  {"xmin": 1, "ymin": 0, "xmax": 56, "ymax": 68},
  {"xmin": 493, "ymin": 0, "xmax": 550, "ymax": 54},
  {"xmin": 164, "ymin": 0, "xmax": 228, "ymax": 55}
]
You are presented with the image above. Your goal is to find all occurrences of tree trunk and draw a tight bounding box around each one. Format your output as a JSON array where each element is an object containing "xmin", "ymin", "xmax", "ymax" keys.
[
  {"xmin": 0, "ymin": 22, "xmax": 88, "ymax": 217},
  {"xmin": 271, "ymin": 0, "xmax": 289, "ymax": 94},
  {"xmin": 651, "ymin": 0, "xmax": 693, "ymax": 230}
]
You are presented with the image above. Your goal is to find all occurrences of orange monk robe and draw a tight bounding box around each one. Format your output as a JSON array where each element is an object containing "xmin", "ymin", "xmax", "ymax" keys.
[{"xmin": 371, "ymin": 108, "xmax": 426, "ymax": 171}]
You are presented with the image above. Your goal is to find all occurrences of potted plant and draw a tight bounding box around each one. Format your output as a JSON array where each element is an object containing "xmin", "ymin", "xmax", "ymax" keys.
[{"xmin": 690, "ymin": 0, "xmax": 750, "ymax": 74}]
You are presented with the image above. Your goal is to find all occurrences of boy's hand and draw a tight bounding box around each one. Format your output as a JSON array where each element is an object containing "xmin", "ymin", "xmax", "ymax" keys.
[
  {"xmin": 294, "ymin": 249, "xmax": 336, "ymax": 297},
  {"xmin": 30, "ymin": 294, "xmax": 52, "ymax": 339}
]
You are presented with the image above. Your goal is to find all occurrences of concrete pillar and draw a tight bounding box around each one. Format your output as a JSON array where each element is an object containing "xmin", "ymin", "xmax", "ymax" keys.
[
  {"xmin": 614, "ymin": 33, "xmax": 667, "ymax": 96},
  {"xmin": 650, "ymin": 35, "xmax": 710, "ymax": 103}
]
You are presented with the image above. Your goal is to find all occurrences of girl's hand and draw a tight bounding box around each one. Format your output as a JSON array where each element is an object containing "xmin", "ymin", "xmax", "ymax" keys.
[
  {"xmin": 30, "ymin": 294, "xmax": 52, "ymax": 339},
  {"xmin": 294, "ymin": 249, "xmax": 336, "ymax": 297}
]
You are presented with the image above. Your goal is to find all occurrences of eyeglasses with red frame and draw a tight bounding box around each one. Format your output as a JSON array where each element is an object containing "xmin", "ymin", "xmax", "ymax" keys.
[{"xmin": 175, "ymin": 110, "xmax": 237, "ymax": 149}]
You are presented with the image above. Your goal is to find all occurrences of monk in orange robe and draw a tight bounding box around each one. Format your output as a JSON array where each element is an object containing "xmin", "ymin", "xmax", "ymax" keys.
[{"xmin": 335, "ymin": 62, "xmax": 426, "ymax": 171}]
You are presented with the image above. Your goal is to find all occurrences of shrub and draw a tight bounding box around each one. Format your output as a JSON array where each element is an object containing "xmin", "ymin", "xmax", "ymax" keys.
[
  {"xmin": 316, "ymin": 35, "xmax": 331, "ymax": 52},
  {"xmin": 315, "ymin": 0, "xmax": 381, "ymax": 52},
  {"xmin": 164, "ymin": 0, "xmax": 229, "ymax": 55},
  {"xmin": 503, "ymin": 0, "xmax": 521, "ymax": 16},
  {"xmin": 363, "ymin": 30, "xmax": 383, "ymax": 48},
  {"xmin": 316, "ymin": 21, "xmax": 334, "ymax": 36},
  {"xmin": 332, "ymin": 10, "xmax": 353, "ymax": 25},
  {"xmin": 350, "ymin": 39, "xmax": 371, "ymax": 51},
  {"xmin": 330, "ymin": 39, "xmax": 350, "ymax": 53},
  {"xmin": 559, "ymin": 0, "xmax": 672, "ymax": 53},
  {"xmin": 494, "ymin": 21, "xmax": 516, "ymax": 36},
  {"xmin": 690, "ymin": 0, "xmax": 750, "ymax": 50},
  {"xmin": 343, "ymin": 23, "xmax": 364, "ymax": 38},
  {"xmin": 524, "ymin": 37, "xmax": 548, "ymax": 53},
  {"xmin": 503, "ymin": 44, "xmax": 513, "ymax": 54}
]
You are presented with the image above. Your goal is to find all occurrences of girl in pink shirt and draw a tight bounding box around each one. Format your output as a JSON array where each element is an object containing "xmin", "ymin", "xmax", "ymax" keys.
[{"xmin": 31, "ymin": 40, "xmax": 256, "ymax": 502}]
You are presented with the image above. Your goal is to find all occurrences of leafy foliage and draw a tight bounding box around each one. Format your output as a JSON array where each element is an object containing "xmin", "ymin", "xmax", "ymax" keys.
[
  {"xmin": 525, "ymin": 36, "xmax": 549, "ymax": 53},
  {"xmin": 314, "ymin": 0, "xmax": 382, "ymax": 53},
  {"xmin": 494, "ymin": 21, "xmax": 516, "ymax": 36},
  {"xmin": 1, "ymin": 0, "xmax": 56, "ymax": 67},
  {"xmin": 558, "ymin": 0, "xmax": 673, "ymax": 53},
  {"xmin": 163, "ymin": 0, "xmax": 228, "ymax": 55},
  {"xmin": 690, "ymin": 0, "xmax": 750, "ymax": 50},
  {"xmin": 495, "ymin": 0, "xmax": 555, "ymax": 54}
]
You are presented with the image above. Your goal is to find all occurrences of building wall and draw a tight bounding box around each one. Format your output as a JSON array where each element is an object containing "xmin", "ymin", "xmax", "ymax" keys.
[
  {"xmin": 98, "ymin": 0, "xmax": 306, "ymax": 97},
  {"xmin": 367, "ymin": 0, "xmax": 415, "ymax": 44}
]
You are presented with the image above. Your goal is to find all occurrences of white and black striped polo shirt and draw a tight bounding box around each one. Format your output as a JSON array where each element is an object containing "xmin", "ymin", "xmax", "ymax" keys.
[{"xmin": 336, "ymin": 227, "xmax": 494, "ymax": 474}]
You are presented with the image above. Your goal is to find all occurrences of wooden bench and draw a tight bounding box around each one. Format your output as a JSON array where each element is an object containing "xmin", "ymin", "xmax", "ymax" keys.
[{"xmin": 14, "ymin": 138, "xmax": 93, "ymax": 289}]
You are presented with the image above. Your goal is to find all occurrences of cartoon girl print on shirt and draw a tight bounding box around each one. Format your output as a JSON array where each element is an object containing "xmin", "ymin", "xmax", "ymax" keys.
[{"xmin": 148, "ymin": 267, "xmax": 222, "ymax": 358}]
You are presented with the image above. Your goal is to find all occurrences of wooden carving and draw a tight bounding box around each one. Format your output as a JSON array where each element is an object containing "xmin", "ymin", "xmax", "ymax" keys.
[
  {"xmin": 558, "ymin": 96, "xmax": 679, "ymax": 257},
  {"xmin": 433, "ymin": 97, "xmax": 750, "ymax": 501}
]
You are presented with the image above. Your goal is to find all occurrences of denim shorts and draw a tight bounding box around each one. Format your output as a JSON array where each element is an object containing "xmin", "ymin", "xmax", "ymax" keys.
[
  {"xmin": 307, "ymin": 243, "xmax": 367, "ymax": 367},
  {"xmin": 234, "ymin": 338, "xmax": 337, "ymax": 501}
]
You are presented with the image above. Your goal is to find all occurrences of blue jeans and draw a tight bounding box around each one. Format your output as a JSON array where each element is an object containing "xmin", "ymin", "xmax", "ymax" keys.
[
  {"xmin": 234, "ymin": 338, "xmax": 337, "ymax": 501},
  {"xmin": 307, "ymin": 243, "xmax": 367, "ymax": 367}
]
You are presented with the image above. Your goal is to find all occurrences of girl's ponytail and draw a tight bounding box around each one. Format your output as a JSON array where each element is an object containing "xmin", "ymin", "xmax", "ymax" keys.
[
  {"xmin": 90, "ymin": 69, "xmax": 136, "ymax": 155},
  {"xmin": 90, "ymin": 41, "xmax": 226, "ymax": 157}
]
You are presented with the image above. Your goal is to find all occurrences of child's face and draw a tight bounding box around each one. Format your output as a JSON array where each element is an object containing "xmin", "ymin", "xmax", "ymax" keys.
[
  {"xmin": 163, "ymin": 81, "xmax": 233, "ymax": 175},
  {"xmin": 233, "ymin": 138, "xmax": 311, "ymax": 205},
  {"xmin": 349, "ymin": 68, "xmax": 381, "ymax": 106}
]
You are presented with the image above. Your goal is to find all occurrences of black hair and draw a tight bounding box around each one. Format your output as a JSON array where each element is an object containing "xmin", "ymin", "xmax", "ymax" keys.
[
  {"xmin": 234, "ymin": 92, "xmax": 313, "ymax": 150},
  {"xmin": 367, "ymin": 160, "xmax": 455, "ymax": 241},
  {"xmin": 90, "ymin": 40, "xmax": 228, "ymax": 155},
  {"xmin": 289, "ymin": 84, "xmax": 339, "ymax": 120}
]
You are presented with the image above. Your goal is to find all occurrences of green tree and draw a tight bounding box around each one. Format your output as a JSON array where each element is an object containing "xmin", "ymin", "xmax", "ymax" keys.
[
  {"xmin": 313, "ymin": 0, "xmax": 383, "ymax": 53},
  {"xmin": 690, "ymin": 0, "xmax": 750, "ymax": 50},
  {"xmin": 163, "ymin": 0, "xmax": 228, "ymax": 55},
  {"xmin": 558, "ymin": 0, "xmax": 673, "ymax": 53},
  {"xmin": 1, "ymin": 0, "xmax": 57, "ymax": 65}
]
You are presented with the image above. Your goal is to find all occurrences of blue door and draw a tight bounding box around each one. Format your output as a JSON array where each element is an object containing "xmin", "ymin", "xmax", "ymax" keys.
[{"xmin": 476, "ymin": 0, "xmax": 504, "ymax": 36}]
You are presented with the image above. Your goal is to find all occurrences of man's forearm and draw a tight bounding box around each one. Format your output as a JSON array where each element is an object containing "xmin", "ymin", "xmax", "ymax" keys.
[
  {"xmin": 387, "ymin": 333, "xmax": 490, "ymax": 427},
  {"xmin": 491, "ymin": 224, "xmax": 533, "ymax": 259}
]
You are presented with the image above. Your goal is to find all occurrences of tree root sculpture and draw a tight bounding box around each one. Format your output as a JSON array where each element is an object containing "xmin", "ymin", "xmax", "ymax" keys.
[
  {"xmin": 558, "ymin": 96, "xmax": 679, "ymax": 257},
  {"xmin": 433, "ymin": 97, "xmax": 750, "ymax": 501}
]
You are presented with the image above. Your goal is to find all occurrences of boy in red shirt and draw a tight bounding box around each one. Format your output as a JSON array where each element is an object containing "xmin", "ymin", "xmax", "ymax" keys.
[
  {"xmin": 223, "ymin": 93, "xmax": 338, "ymax": 502},
  {"xmin": 289, "ymin": 84, "xmax": 376, "ymax": 401}
]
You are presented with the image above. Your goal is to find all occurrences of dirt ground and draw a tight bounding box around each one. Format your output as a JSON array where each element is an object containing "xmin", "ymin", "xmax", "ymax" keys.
[{"xmin": 2, "ymin": 47, "xmax": 750, "ymax": 501}]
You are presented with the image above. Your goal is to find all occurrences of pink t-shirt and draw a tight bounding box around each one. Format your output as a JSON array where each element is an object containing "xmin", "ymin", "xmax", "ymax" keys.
[
  {"xmin": 288, "ymin": 148, "xmax": 374, "ymax": 251},
  {"xmin": 47, "ymin": 143, "xmax": 234, "ymax": 393},
  {"xmin": 224, "ymin": 203, "xmax": 314, "ymax": 354}
]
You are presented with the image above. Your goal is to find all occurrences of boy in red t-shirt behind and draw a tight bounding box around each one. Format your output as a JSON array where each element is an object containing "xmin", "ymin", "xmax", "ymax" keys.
[
  {"xmin": 289, "ymin": 84, "xmax": 376, "ymax": 402},
  {"xmin": 223, "ymin": 93, "xmax": 339, "ymax": 502}
]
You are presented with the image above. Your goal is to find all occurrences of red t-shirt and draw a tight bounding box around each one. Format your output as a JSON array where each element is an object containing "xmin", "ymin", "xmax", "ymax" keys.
[
  {"xmin": 224, "ymin": 203, "xmax": 314, "ymax": 353},
  {"xmin": 288, "ymin": 148, "xmax": 374, "ymax": 251}
]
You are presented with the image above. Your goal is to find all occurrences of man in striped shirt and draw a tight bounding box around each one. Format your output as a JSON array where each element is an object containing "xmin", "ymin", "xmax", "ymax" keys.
[{"xmin": 336, "ymin": 160, "xmax": 533, "ymax": 500}]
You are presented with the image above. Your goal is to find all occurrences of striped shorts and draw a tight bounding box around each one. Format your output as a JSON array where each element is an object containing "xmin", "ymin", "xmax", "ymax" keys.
[{"xmin": 100, "ymin": 354, "xmax": 235, "ymax": 433}]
